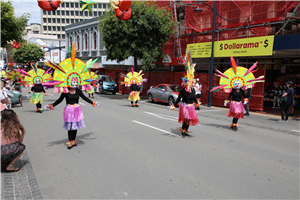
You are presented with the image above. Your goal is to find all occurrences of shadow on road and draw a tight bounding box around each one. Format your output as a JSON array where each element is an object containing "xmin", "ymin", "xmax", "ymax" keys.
[
  {"xmin": 47, "ymin": 132, "xmax": 96, "ymax": 147},
  {"xmin": 204, "ymin": 123, "xmax": 232, "ymax": 130}
]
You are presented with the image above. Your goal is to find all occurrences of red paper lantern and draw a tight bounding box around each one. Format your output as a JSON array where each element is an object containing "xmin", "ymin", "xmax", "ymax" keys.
[{"xmin": 37, "ymin": 0, "xmax": 60, "ymax": 11}]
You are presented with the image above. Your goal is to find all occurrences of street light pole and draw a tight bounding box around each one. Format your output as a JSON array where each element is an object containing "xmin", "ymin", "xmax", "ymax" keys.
[
  {"xmin": 194, "ymin": 0, "xmax": 232, "ymax": 107},
  {"xmin": 207, "ymin": 0, "xmax": 216, "ymax": 107}
]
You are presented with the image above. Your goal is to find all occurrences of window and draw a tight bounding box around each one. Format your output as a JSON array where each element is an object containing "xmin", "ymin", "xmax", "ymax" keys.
[
  {"xmin": 61, "ymin": 3, "xmax": 64, "ymax": 7},
  {"xmin": 71, "ymin": 3, "xmax": 74, "ymax": 8},
  {"xmin": 76, "ymin": 11, "xmax": 79, "ymax": 16},
  {"xmin": 57, "ymin": 26, "xmax": 61, "ymax": 31},
  {"xmin": 71, "ymin": 19, "xmax": 74, "ymax": 23},
  {"xmin": 85, "ymin": 11, "xmax": 88, "ymax": 16},
  {"xmin": 66, "ymin": 11, "xmax": 69, "ymax": 16},
  {"xmin": 61, "ymin": 10, "xmax": 65, "ymax": 15},
  {"xmin": 80, "ymin": 12, "xmax": 83, "ymax": 16},
  {"xmin": 99, "ymin": 3, "xmax": 102, "ymax": 8},
  {"xmin": 53, "ymin": 26, "xmax": 56, "ymax": 31},
  {"xmin": 66, "ymin": 19, "xmax": 70, "ymax": 23},
  {"xmin": 85, "ymin": 33, "xmax": 88, "ymax": 50},
  {"xmin": 75, "ymin": 19, "xmax": 79, "ymax": 23},
  {"xmin": 98, "ymin": 12, "xmax": 102, "ymax": 16},
  {"xmin": 94, "ymin": 12, "xmax": 97, "ymax": 16},
  {"xmin": 48, "ymin": 18, "xmax": 51, "ymax": 23},
  {"xmin": 43, "ymin": 18, "xmax": 47, "ymax": 23},
  {"xmin": 62, "ymin": 34, "xmax": 65, "ymax": 39},
  {"xmin": 70, "ymin": 36, "xmax": 72, "ymax": 47},
  {"xmin": 103, "ymin": 4, "xmax": 106, "ymax": 8},
  {"xmin": 157, "ymin": 85, "xmax": 166, "ymax": 91},
  {"xmin": 43, "ymin": 10, "xmax": 46, "ymax": 15},
  {"xmin": 66, "ymin": 2, "xmax": 69, "ymax": 7},
  {"xmin": 52, "ymin": 11, "xmax": 55, "ymax": 15},
  {"xmin": 48, "ymin": 11, "xmax": 51, "ymax": 15},
  {"xmin": 57, "ymin": 10, "xmax": 60, "ymax": 15},
  {"xmin": 62, "ymin": 19, "xmax": 65, "ymax": 23},
  {"xmin": 71, "ymin": 11, "xmax": 74, "ymax": 16},
  {"xmin": 89, "ymin": 12, "xmax": 92, "ymax": 16},
  {"xmin": 52, "ymin": 18, "xmax": 56, "ymax": 23},
  {"xmin": 48, "ymin": 26, "xmax": 51, "ymax": 31},
  {"xmin": 75, "ymin": 3, "xmax": 79, "ymax": 8},
  {"xmin": 57, "ymin": 18, "xmax": 60, "ymax": 23},
  {"xmin": 43, "ymin": 26, "xmax": 47, "ymax": 31},
  {"xmin": 62, "ymin": 27, "xmax": 65, "ymax": 31},
  {"xmin": 94, "ymin": 32, "xmax": 97, "ymax": 50},
  {"xmin": 80, "ymin": 19, "xmax": 83, "ymax": 21},
  {"xmin": 58, "ymin": 34, "xmax": 61, "ymax": 39},
  {"xmin": 94, "ymin": 4, "xmax": 97, "ymax": 8}
]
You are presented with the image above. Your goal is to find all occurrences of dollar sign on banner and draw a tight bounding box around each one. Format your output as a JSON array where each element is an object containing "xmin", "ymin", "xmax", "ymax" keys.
[
  {"xmin": 264, "ymin": 39, "xmax": 268, "ymax": 48},
  {"xmin": 220, "ymin": 43, "xmax": 223, "ymax": 50}
]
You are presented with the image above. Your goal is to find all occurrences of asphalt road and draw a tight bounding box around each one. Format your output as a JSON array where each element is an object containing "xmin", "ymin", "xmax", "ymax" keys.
[{"xmin": 13, "ymin": 89, "xmax": 299, "ymax": 199}]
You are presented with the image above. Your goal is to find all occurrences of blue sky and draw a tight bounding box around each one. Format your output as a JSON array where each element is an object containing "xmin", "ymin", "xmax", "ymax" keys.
[{"xmin": 11, "ymin": 0, "xmax": 41, "ymax": 24}]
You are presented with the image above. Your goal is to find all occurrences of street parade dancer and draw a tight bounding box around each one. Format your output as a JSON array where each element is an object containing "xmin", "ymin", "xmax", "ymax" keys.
[
  {"xmin": 6, "ymin": 69, "xmax": 26, "ymax": 93},
  {"xmin": 211, "ymin": 56, "xmax": 265, "ymax": 131},
  {"xmin": 171, "ymin": 51, "xmax": 200, "ymax": 138},
  {"xmin": 87, "ymin": 72, "xmax": 97, "ymax": 98},
  {"xmin": 16, "ymin": 64, "xmax": 52, "ymax": 113},
  {"xmin": 121, "ymin": 67, "xmax": 147, "ymax": 107},
  {"xmin": 44, "ymin": 43, "xmax": 99, "ymax": 149}
]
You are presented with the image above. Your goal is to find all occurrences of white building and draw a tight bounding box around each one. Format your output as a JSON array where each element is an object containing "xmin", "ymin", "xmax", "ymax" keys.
[
  {"xmin": 40, "ymin": 0, "xmax": 110, "ymax": 40},
  {"xmin": 25, "ymin": 23, "xmax": 42, "ymax": 34},
  {"xmin": 23, "ymin": 33, "xmax": 67, "ymax": 65}
]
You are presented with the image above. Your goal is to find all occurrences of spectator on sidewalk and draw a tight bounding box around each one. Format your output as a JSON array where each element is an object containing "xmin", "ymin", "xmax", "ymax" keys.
[
  {"xmin": 278, "ymin": 81, "xmax": 294, "ymax": 122},
  {"xmin": 1, "ymin": 108, "xmax": 26, "ymax": 172},
  {"xmin": 1, "ymin": 82, "xmax": 9, "ymax": 105},
  {"xmin": 10, "ymin": 87, "xmax": 23, "ymax": 107},
  {"xmin": 289, "ymin": 85, "xmax": 297, "ymax": 117},
  {"xmin": 244, "ymin": 87, "xmax": 252, "ymax": 116}
]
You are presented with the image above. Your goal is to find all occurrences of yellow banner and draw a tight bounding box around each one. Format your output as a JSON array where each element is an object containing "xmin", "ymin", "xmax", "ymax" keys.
[{"xmin": 187, "ymin": 36, "xmax": 274, "ymax": 58}]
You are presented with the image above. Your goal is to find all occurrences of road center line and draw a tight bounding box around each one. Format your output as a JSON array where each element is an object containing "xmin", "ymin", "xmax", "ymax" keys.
[
  {"xmin": 292, "ymin": 129, "xmax": 300, "ymax": 133},
  {"xmin": 132, "ymin": 120, "xmax": 181, "ymax": 138}
]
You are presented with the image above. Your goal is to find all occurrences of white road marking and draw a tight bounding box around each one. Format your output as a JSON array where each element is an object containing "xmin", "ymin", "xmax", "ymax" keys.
[
  {"xmin": 132, "ymin": 120, "xmax": 181, "ymax": 138},
  {"xmin": 144, "ymin": 111, "xmax": 202, "ymax": 126},
  {"xmin": 79, "ymin": 102, "xmax": 85, "ymax": 105},
  {"xmin": 292, "ymin": 129, "xmax": 300, "ymax": 133}
]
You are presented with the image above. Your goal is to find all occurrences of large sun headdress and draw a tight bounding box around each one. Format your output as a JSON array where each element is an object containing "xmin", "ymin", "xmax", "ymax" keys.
[
  {"xmin": 7, "ymin": 70, "xmax": 27, "ymax": 85},
  {"xmin": 182, "ymin": 49, "xmax": 196, "ymax": 93},
  {"xmin": 0, "ymin": 69, "xmax": 7, "ymax": 79},
  {"xmin": 15, "ymin": 64, "xmax": 52, "ymax": 87},
  {"xmin": 211, "ymin": 56, "xmax": 265, "ymax": 93},
  {"xmin": 121, "ymin": 67, "xmax": 147, "ymax": 87},
  {"xmin": 45, "ymin": 42, "xmax": 98, "ymax": 93}
]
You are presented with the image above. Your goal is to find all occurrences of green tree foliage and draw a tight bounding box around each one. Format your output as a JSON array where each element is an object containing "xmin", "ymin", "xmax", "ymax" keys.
[
  {"xmin": 11, "ymin": 43, "xmax": 44, "ymax": 64},
  {"xmin": 1, "ymin": 1, "xmax": 30, "ymax": 47},
  {"xmin": 98, "ymin": 1, "xmax": 175, "ymax": 69}
]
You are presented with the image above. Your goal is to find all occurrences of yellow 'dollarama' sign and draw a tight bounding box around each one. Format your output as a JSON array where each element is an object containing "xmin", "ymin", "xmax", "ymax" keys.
[{"xmin": 186, "ymin": 36, "xmax": 274, "ymax": 58}]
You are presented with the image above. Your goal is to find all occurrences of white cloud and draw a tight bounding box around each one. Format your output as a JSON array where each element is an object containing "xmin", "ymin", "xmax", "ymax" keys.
[{"xmin": 11, "ymin": 0, "xmax": 41, "ymax": 24}]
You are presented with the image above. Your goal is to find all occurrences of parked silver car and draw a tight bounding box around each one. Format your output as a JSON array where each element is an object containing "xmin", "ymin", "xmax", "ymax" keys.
[{"xmin": 147, "ymin": 84, "xmax": 182, "ymax": 106}]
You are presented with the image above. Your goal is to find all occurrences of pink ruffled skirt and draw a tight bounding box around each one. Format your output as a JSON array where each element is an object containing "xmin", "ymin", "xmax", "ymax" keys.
[
  {"xmin": 226, "ymin": 101, "xmax": 245, "ymax": 119},
  {"xmin": 178, "ymin": 102, "xmax": 199, "ymax": 126},
  {"xmin": 63, "ymin": 104, "xmax": 85, "ymax": 130}
]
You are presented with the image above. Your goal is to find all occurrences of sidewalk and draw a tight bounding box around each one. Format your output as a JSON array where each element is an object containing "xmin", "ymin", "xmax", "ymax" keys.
[{"xmin": 1, "ymin": 150, "xmax": 43, "ymax": 200}]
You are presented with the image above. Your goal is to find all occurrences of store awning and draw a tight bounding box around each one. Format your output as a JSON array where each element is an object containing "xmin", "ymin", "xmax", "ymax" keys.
[{"xmin": 273, "ymin": 34, "xmax": 300, "ymax": 57}]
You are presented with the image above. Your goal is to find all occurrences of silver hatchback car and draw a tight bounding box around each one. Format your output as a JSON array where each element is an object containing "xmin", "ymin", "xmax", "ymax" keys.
[{"xmin": 147, "ymin": 84, "xmax": 182, "ymax": 106}]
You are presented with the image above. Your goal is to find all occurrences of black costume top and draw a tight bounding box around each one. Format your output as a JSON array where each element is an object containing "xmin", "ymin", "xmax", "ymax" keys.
[
  {"xmin": 175, "ymin": 88, "xmax": 197, "ymax": 105},
  {"xmin": 227, "ymin": 89, "xmax": 246, "ymax": 101},
  {"xmin": 53, "ymin": 89, "xmax": 93, "ymax": 107},
  {"xmin": 130, "ymin": 84, "xmax": 140, "ymax": 92},
  {"xmin": 31, "ymin": 84, "xmax": 46, "ymax": 93},
  {"xmin": 12, "ymin": 80, "xmax": 21, "ymax": 90}
]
